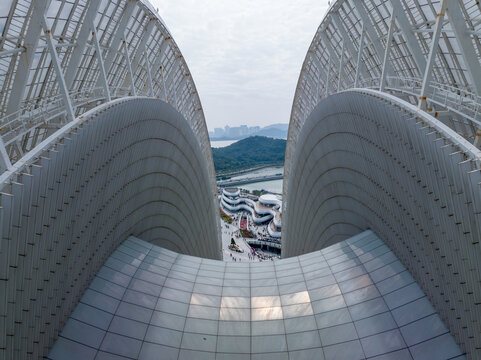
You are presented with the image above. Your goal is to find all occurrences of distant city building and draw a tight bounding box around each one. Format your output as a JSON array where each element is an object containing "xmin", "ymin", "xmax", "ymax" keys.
[
  {"xmin": 213, "ymin": 127, "xmax": 224, "ymax": 137},
  {"xmin": 210, "ymin": 124, "xmax": 285, "ymax": 139},
  {"xmin": 249, "ymin": 125, "xmax": 261, "ymax": 134}
]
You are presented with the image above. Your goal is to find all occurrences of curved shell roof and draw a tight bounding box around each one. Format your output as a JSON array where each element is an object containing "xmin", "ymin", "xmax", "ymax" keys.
[
  {"xmin": 0, "ymin": 0, "xmax": 214, "ymax": 190},
  {"xmin": 285, "ymin": 0, "xmax": 481, "ymax": 199}
]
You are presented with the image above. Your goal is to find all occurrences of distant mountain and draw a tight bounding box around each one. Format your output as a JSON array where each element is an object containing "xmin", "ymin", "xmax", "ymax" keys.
[
  {"xmin": 210, "ymin": 123, "xmax": 288, "ymax": 140},
  {"xmin": 250, "ymin": 127, "xmax": 287, "ymax": 139},
  {"xmin": 261, "ymin": 123, "xmax": 289, "ymax": 131},
  {"xmin": 212, "ymin": 136, "xmax": 286, "ymax": 173}
]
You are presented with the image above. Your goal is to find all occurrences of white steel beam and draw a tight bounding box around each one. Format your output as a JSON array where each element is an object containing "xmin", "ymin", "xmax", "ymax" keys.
[
  {"xmin": 330, "ymin": 12, "xmax": 369, "ymax": 82},
  {"xmin": 92, "ymin": 23, "xmax": 111, "ymax": 102},
  {"xmin": 354, "ymin": 21, "xmax": 365, "ymax": 88},
  {"xmin": 319, "ymin": 32, "xmax": 338, "ymax": 65},
  {"xmin": 151, "ymin": 37, "xmax": 171, "ymax": 76},
  {"xmin": 325, "ymin": 54, "xmax": 332, "ymax": 97},
  {"xmin": 122, "ymin": 19, "xmax": 156, "ymax": 89},
  {"xmin": 445, "ymin": 0, "xmax": 481, "ymax": 147},
  {"xmin": 474, "ymin": 129, "xmax": 481, "ymax": 148},
  {"xmin": 338, "ymin": 40, "xmax": 345, "ymax": 92},
  {"xmin": 352, "ymin": 2, "xmax": 394, "ymax": 77},
  {"xmin": 0, "ymin": 48, "xmax": 23, "ymax": 58},
  {"xmin": 380, "ymin": 10, "xmax": 396, "ymax": 92},
  {"xmin": 164, "ymin": 58, "xmax": 180, "ymax": 99},
  {"xmin": 42, "ymin": 16, "xmax": 75, "ymax": 123},
  {"xmin": 418, "ymin": 0, "xmax": 447, "ymax": 109},
  {"xmin": 151, "ymin": 37, "xmax": 171, "ymax": 98},
  {"xmin": 123, "ymin": 41, "xmax": 137, "ymax": 96},
  {"xmin": 95, "ymin": 0, "xmax": 137, "ymax": 87},
  {"xmin": 389, "ymin": 0, "xmax": 426, "ymax": 75},
  {"xmin": 6, "ymin": 0, "xmax": 50, "ymax": 115},
  {"xmin": 145, "ymin": 54, "xmax": 154, "ymax": 97},
  {"xmin": 301, "ymin": 63, "xmax": 315, "ymax": 94},
  {"xmin": 0, "ymin": 136, "xmax": 12, "ymax": 172},
  {"xmin": 64, "ymin": 0, "xmax": 101, "ymax": 88},
  {"xmin": 306, "ymin": 69, "xmax": 319, "ymax": 102},
  {"xmin": 446, "ymin": 0, "xmax": 481, "ymax": 95},
  {"xmin": 308, "ymin": 53, "xmax": 326, "ymax": 99},
  {"xmin": 178, "ymin": 73, "xmax": 190, "ymax": 98},
  {"xmin": 161, "ymin": 65, "xmax": 168, "ymax": 100},
  {"xmin": 319, "ymin": 32, "xmax": 337, "ymax": 96}
]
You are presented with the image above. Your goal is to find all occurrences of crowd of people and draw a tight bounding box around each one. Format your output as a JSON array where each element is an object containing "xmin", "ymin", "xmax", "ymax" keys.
[{"xmin": 221, "ymin": 203, "xmax": 281, "ymax": 262}]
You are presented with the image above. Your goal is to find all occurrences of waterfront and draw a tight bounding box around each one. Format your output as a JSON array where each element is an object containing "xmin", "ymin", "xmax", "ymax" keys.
[
  {"xmin": 229, "ymin": 166, "xmax": 283, "ymax": 181},
  {"xmin": 239, "ymin": 179, "xmax": 283, "ymax": 194},
  {"xmin": 225, "ymin": 166, "xmax": 283, "ymax": 193}
]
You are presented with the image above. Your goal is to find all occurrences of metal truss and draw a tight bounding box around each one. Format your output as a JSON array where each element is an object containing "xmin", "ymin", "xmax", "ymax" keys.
[
  {"xmin": 0, "ymin": 0, "xmax": 213, "ymax": 182},
  {"xmin": 288, "ymin": 0, "xmax": 481, "ymax": 177}
]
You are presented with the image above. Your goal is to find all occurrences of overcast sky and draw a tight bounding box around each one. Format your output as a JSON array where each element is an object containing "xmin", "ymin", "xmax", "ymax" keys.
[{"xmin": 151, "ymin": 0, "xmax": 329, "ymax": 130}]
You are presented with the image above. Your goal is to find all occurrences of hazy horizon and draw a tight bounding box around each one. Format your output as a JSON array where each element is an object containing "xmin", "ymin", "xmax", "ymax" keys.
[{"xmin": 151, "ymin": 0, "xmax": 329, "ymax": 131}]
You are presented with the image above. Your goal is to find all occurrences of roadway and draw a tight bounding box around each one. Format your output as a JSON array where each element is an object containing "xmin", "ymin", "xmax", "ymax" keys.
[{"xmin": 217, "ymin": 174, "xmax": 283, "ymax": 187}]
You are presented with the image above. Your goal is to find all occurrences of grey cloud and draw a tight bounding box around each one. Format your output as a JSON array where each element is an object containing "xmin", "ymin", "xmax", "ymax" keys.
[{"xmin": 152, "ymin": 0, "xmax": 328, "ymax": 129}]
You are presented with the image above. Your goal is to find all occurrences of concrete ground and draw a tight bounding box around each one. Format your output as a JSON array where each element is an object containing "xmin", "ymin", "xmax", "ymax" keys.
[{"xmin": 220, "ymin": 207, "xmax": 280, "ymax": 262}]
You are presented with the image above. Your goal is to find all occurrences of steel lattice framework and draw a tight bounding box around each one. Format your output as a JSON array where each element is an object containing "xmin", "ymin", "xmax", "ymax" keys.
[
  {"xmin": 284, "ymin": 0, "xmax": 481, "ymax": 357},
  {"xmin": 0, "ymin": 0, "xmax": 214, "ymax": 188},
  {"xmin": 285, "ymin": 0, "xmax": 481, "ymax": 198},
  {"xmin": 0, "ymin": 2, "xmax": 222, "ymax": 358}
]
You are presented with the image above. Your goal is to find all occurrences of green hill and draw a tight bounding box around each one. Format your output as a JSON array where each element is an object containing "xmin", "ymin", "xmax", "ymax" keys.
[{"xmin": 212, "ymin": 136, "xmax": 286, "ymax": 173}]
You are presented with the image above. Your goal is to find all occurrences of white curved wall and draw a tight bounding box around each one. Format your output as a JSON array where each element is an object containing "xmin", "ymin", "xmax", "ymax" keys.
[
  {"xmin": 284, "ymin": 90, "xmax": 481, "ymax": 356},
  {"xmin": 267, "ymin": 223, "xmax": 282, "ymax": 238},
  {"xmin": 221, "ymin": 192, "xmax": 282, "ymax": 232},
  {"xmin": 222, "ymin": 188, "xmax": 240, "ymax": 197},
  {"xmin": 0, "ymin": 98, "xmax": 220, "ymax": 358},
  {"xmin": 0, "ymin": 0, "xmax": 216, "ymax": 191},
  {"xmin": 220, "ymin": 198, "xmax": 273, "ymax": 224}
]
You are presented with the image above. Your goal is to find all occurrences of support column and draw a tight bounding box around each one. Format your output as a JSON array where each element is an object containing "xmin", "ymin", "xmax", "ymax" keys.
[
  {"xmin": 338, "ymin": 40, "xmax": 345, "ymax": 92},
  {"xmin": 319, "ymin": 32, "xmax": 337, "ymax": 97},
  {"xmin": 122, "ymin": 20, "xmax": 156, "ymax": 89},
  {"xmin": 353, "ymin": 2, "xmax": 394, "ymax": 78},
  {"xmin": 309, "ymin": 54, "xmax": 325, "ymax": 100},
  {"xmin": 446, "ymin": 0, "xmax": 481, "ymax": 147},
  {"xmin": 331, "ymin": 12, "xmax": 369, "ymax": 82},
  {"xmin": 64, "ymin": 0, "xmax": 102, "ymax": 88},
  {"xmin": 42, "ymin": 16, "xmax": 75, "ymax": 123},
  {"xmin": 92, "ymin": 23, "xmax": 111, "ymax": 102},
  {"xmin": 161, "ymin": 66, "xmax": 167, "ymax": 101},
  {"xmin": 123, "ymin": 40, "xmax": 137, "ymax": 96},
  {"xmin": 145, "ymin": 54, "xmax": 154, "ymax": 97},
  {"xmin": 354, "ymin": 22, "xmax": 365, "ymax": 88},
  {"xmin": 380, "ymin": 10, "xmax": 396, "ymax": 92},
  {"xmin": 0, "ymin": 136, "xmax": 12, "ymax": 172},
  {"xmin": 389, "ymin": 0, "xmax": 426, "ymax": 75},
  {"xmin": 418, "ymin": 0, "xmax": 447, "ymax": 110},
  {"xmin": 474, "ymin": 129, "xmax": 481, "ymax": 148},
  {"xmin": 95, "ymin": 0, "xmax": 137, "ymax": 88},
  {"xmin": 325, "ymin": 54, "xmax": 331, "ymax": 97},
  {"xmin": 446, "ymin": 0, "xmax": 481, "ymax": 95},
  {"xmin": 6, "ymin": 0, "xmax": 50, "ymax": 115}
]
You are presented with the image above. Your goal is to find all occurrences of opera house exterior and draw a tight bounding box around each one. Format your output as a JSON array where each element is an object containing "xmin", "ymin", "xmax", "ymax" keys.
[{"xmin": 0, "ymin": 0, "xmax": 480, "ymax": 359}]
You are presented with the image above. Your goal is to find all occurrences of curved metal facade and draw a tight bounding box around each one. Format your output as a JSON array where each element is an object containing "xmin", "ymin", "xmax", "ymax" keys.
[
  {"xmin": 285, "ymin": 0, "xmax": 481, "ymax": 203},
  {"xmin": 0, "ymin": 0, "xmax": 215, "ymax": 193},
  {"xmin": 0, "ymin": 1, "xmax": 221, "ymax": 358},
  {"xmin": 1, "ymin": 0, "xmax": 480, "ymax": 358},
  {"xmin": 0, "ymin": 98, "xmax": 220, "ymax": 358},
  {"xmin": 284, "ymin": 91, "xmax": 481, "ymax": 356},
  {"xmin": 285, "ymin": 0, "xmax": 481, "ymax": 357}
]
